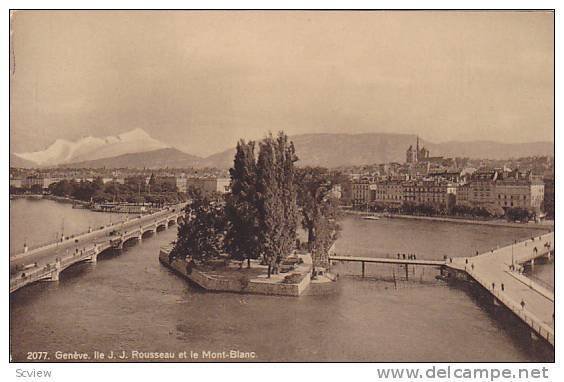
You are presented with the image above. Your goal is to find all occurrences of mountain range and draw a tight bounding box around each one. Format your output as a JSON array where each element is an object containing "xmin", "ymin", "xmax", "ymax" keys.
[
  {"xmin": 14, "ymin": 128, "xmax": 170, "ymax": 167},
  {"xmin": 12, "ymin": 129, "xmax": 553, "ymax": 169},
  {"xmin": 198, "ymin": 133, "xmax": 554, "ymax": 168}
]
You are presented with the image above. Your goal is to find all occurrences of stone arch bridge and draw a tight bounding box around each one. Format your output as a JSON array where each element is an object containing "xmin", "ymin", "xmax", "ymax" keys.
[{"xmin": 10, "ymin": 207, "xmax": 184, "ymax": 293}]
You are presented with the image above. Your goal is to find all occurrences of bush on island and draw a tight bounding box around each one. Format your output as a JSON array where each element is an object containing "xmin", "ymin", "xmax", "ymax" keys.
[{"xmin": 282, "ymin": 273, "xmax": 306, "ymax": 284}]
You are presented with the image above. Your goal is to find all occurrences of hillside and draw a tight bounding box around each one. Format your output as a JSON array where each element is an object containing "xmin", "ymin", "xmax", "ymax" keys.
[
  {"xmin": 58, "ymin": 148, "xmax": 202, "ymax": 169},
  {"xmin": 14, "ymin": 132, "xmax": 554, "ymax": 169},
  {"xmin": 201, "ymin": 133, "xmax": 554, "ymax": 168}
]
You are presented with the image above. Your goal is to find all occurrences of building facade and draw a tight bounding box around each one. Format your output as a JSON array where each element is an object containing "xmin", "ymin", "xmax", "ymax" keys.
[
  {"xmin": 458, "ymin": 170, "xmax": 544, "ymax": 213},
  {"xmin": 403, "ymin": 179, "xmax": 457, "ymax": 210},
  {"xmin": 185, "ymin": 177, "xmax": 231, "ymax": 195},
  {"xmin": 351, "ymin": 177, "xmax": 373, "ymax": 207}
]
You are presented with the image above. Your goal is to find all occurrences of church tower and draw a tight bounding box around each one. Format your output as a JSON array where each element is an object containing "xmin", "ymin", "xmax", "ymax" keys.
[{"xmin": 415, "ymin": 136, "xmax": 420, "ymax": 163}]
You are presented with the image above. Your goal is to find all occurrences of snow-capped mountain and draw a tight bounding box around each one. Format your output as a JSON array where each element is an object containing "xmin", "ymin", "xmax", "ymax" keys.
[{"xmin": 14, "ymin": 128, "xmax": 171, "ymax": 166}]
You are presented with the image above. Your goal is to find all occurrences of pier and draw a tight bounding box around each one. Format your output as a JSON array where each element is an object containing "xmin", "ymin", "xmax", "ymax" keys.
[{"xmin": 10, "ymin": 206, "xmax": 185, "ymax": 293}]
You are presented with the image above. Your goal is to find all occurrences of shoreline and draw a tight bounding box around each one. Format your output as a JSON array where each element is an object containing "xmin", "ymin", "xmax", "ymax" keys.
[
  {"xmin": 344, "ymin": 210, "xmax": 553, "ymax": 230},
  {"xmin": 10, "ymin": 193, "xmax": 168, "ymax": 214}
]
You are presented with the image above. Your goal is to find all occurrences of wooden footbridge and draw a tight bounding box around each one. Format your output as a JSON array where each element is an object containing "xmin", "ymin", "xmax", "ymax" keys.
[
  {"xmin": 328, "ymin": 255, "xmax": 444, "ymax": 278},
  {"xmin": 329, "ymin": 231, "xmax": 555, "ymax": 347}
]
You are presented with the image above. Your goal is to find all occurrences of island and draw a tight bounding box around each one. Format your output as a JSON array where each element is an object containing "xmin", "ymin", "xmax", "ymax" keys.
[{"xmin": 159, "ymin": 132, "xmax": 340, "ymax": 296}]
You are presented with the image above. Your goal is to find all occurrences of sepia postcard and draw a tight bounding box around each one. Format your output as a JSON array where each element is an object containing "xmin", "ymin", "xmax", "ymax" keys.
[{"xmin": 5, "ymin": 6, "xmax": 557, "ymax": 382}]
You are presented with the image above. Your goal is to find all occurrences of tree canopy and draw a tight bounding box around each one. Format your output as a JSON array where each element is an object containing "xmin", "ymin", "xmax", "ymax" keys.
[
  {"xmin": 171, "ymin": 131, "xmax": 340, "ymax": 275},
  {"xmin": 170, "ymin": 189, "xmax": 226, "ymax": 263},
  {"xmin": 224, "ymin": 140, "xmax": 260, "ymax": 267},
  {"xmin": 296, "ymin": 167, "xmax": 341, "ymax": 267}
]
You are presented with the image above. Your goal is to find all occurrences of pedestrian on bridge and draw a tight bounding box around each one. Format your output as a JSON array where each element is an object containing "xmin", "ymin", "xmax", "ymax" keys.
[
  {"xmin": 492, "ymin": 282, "xmax": 495, "ymax": 290},
  {"xmin": 520, "ymin": 299, "xmax": 526, "ymax": 310},
  {"xmin": 501, "ymin": 283, "xmax": 504, "ymax": 291}
]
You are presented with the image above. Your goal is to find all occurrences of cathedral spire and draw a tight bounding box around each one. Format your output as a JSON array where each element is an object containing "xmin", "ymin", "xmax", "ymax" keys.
[{"xmin": 415, "ymin": 135, "xmax": 419, "ymax": 162}]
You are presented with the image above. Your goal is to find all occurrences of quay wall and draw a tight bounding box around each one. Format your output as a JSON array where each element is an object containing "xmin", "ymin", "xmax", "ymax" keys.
[
  {"xmin": 159, "ymin": 249, "xmax": 314, "ymax": 297},
  {"xmin": 345, "ymin": 210, "xmax": 553, "ymax": 230}
]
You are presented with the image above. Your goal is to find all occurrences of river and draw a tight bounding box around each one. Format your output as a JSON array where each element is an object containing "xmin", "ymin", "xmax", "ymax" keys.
[
  {"xmin": 10, "ymin": 198, "xmax": 128, "ymax": 255},
  {"xmin": 9, "ymin": 199, "xmax": 554, "ymax": 361}
]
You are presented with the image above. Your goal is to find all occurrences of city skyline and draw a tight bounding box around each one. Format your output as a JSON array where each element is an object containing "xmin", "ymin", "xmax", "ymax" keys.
[{"xmin": 10, "ymin": 11, "xmax": 554, "ymax": 156}]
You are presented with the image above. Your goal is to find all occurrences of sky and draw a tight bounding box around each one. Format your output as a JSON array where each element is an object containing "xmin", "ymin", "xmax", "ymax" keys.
[{"xmin": 10, "ymin": 10, "xmax": 554, "ymax": 157}]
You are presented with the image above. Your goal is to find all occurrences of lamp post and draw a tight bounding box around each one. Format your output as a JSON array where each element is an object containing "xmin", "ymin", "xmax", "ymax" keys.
[{"xmin": 511, "ymin": 239, "xmax": 516, "ymax": 270}]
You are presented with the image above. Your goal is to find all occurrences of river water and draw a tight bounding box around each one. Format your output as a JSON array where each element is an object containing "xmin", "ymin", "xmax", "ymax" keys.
[
  {"xmin": 9, "ymin": 199, "xmax": 554, "ymax": 362},
  {"xmin": 10, "ymin": 198, "xmax": 128, "ymax": 255}
]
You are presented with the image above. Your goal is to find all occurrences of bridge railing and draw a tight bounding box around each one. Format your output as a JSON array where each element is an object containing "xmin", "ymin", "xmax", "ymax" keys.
[
  {"xmin": 10, "ymin": 265, "xmax": 55, "ymax": 291},
  {"xmin": 466, "ymin": 267, "xmax": 554, "ymax": 345},
  {"xmin": 526, "ymin": 273, "xmax": 554, "ymax": 292},
  {"xmin": 11, "ymin": 208, "xmax": 180, "ymax": 259}
]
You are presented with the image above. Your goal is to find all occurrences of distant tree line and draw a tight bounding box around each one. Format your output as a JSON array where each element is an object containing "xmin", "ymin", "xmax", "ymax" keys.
[
  {"xmin": 170, "ymin": 132, "xmax": 341, "ymax": 277},
  {"xmin": 45, "ymin": 175, "xmax": 187, "ymax": 205},
  {"xmin": 363, "ymin": 200, "xmax": 536, "ymax": 222}
]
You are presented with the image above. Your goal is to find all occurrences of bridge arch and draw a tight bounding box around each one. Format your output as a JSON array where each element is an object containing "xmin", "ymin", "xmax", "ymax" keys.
[
  {"xmin": 122, "ymin": 235, "xmax": 140, "ymax": 247},
  {"xmin": 141, "ymin": 229, "xmax": 155, "ymax": 238}
]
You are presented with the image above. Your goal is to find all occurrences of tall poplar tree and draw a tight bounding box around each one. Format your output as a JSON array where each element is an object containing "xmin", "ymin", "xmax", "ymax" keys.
[
  {"xmin": 256, "ymin": 132, "xmax": 299, "ymax": 277},
  {"xmin": 276, "ymin": 132, "xmax": 299, "ymax": 258},
  {"xmin": 224, "ymin": 140, "xmax": 260, "ymax": 268}
]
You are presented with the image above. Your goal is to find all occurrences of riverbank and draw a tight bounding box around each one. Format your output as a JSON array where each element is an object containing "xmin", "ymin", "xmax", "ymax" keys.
[
  {"xmin": 344, "ymin": 210, "xmax": 553, "ymax": 230},
  {"xmin": 10, "ymin": 193, "xmax": 168, "ymax": 214}
]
